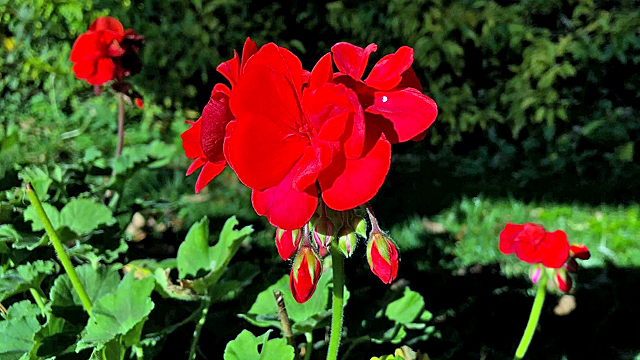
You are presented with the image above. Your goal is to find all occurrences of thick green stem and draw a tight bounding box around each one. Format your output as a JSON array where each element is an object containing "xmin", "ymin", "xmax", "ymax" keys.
[
  {"xmin": 25, "ymin": 182, "xmax": 93, "ymax": 313},
  {"xmin": 514, "ymin": 275, "xmax": 548, "ymax": 360},
  {"xmin": 327, "ymin": 242, "xmax": 345, "ymax": 360},
  {"xmin": 189, "ymin": 297, "xmax": 211, "ymax": 360}
]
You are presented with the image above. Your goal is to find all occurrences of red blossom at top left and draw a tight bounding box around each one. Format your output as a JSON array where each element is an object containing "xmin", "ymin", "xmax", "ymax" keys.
[{"xmin": 70, "ymin": 17, "xmax": 144, "ymax": 85}]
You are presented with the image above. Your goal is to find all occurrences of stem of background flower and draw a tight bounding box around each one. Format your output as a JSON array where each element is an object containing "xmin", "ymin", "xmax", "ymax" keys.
[
  {"xmin": 188, "ymin": 297, "xmax": 211, "ymax": 360},
  {"xmin": 25, "ymin": 182, "xmax": 93, "ymax": 314},
  {"xmin": 514, "ymin": 274, "xmax": 548, "ymax": 360},
  {"xmin": 273, "ymin": 290, "xmax": 295, "ymax": 348},
  {"xmin": 116, "ymin": 92, "xmax": 125, "ymax": 157},
  {"xmin": 327, "ymin": 242, "xmax": 345, "ymax": 360},
  {"xmin": 304, "ymin": 332, "xmax": 313, "ymax": 360}
]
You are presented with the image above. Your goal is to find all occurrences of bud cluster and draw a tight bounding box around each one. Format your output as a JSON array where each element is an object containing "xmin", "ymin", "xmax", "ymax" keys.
[
  {"xmin": 529, "ymin": 243, "xmax": 591, "ymax": 293},
  {"xmin": 275, "ymin": 202, "xmax": 400, "ymax": 303}
]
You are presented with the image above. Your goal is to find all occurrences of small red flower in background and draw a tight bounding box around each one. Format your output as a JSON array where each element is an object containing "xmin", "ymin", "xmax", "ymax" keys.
[
  {"xmin": 181, "ymin": 38, "xmax": 257, "ymax": 193},
  {"xmin": 500, "ymin": 223, "xmax": 590, "ymax": 292},
  {"xmin": 70, "ymin": 17, "xmax": 143, "ymax": 85}
]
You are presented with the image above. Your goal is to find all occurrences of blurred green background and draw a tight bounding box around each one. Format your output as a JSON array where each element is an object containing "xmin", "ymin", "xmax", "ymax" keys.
[{"xmin": 1, "ymin": 0, "xmax": 639, "ymax": 358}]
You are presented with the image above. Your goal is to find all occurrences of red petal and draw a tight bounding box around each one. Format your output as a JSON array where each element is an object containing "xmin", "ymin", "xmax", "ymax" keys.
[
  {"xmin": 181, "ymin": 118, "xmax": 205, "ymax": 159},
  {"xmin": 251, "ymin": 166, "xmax": 318, "ymax": 230},
  {"xmin": 70, "ymin": 33, "xmax": 102, "ymax": 62},
  {"xmin": 397, "ymin": 67, "xmax": 423, "ymax": 92},
  {"xmin": 228, "ymin": 61, "xmax": 308, "ymax": 189},
  {"xmin": 86, "ymin": 58, "xmax": 115, "ymax": 85},
  {"xmin": 200, "ymin": 88, "xmax": 233, "ymax": 163},
  {"xmin": 365, "ymin": 87, "xmax": 438, "ymax": 143},
  {"xmin": 89, "ymin": 17, "xmax": 124, "ymax": 34},
  {"xmin": 243, "ymin": 43, "xmax": 304, "ymax": 100},
  {"xmin": 217, "ymin": 50, "xmax": 240, "ymax": 87},
  {"xmin": 223, "ymin": 120, "xmax": 236, "ymax": 169},
  {"xmin": 570, "ymin": 244, "xmax": 591, "ymax": 260},
  {"xmin": 302, "ymin": 83, "xmax": 353, "ymax": 139},
  {"xmin": 541, "ymin": 230, "xmax": 570, "ymax": 268},
  {"xmin": 195, "ymin": 161, "xmax": 225, "ymax": 193},
  {"xmin": 331, "ymin": 42, "xmax": 377, "ymax": 79},
  {"xmin": 319, "ymin": 134, "xmax": 391, "ymax": 211},
  {"xmin": 308, "ymin": 53, "xmax": 333, "ymax": 91},
  {"xmin": 107, "ymin": 40, "xmax": 125, "ymax": 57},
  {"xmin": 72, "ymin": 61, "xmax": 96, "ymax": 79},
  {"xmin": 290, "ymin": 247, "xmax": 321, "ymax": 303},
  {"xmin": 365, "ymin": 46, "xmax": 414, "ymax": 90},
  {"xmin": 240, "ymin": 37, "xmax": 258, "ymax": 70},
  {"xmin": 186, "ymin": 157, "xmax": 206, "ymax": 176},
  {"xmin": 499, "ymin": 223, "xmax": 524, "ymax": 255},
  {"xmin": 513, "ymin": 223, "xmax": 547, "ymax": 263}
]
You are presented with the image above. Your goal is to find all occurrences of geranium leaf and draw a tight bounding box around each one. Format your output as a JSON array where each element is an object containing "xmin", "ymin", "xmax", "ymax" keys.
[
  {"xmin": 0, "ymin": 260, "xmax": 57, "ymax": 302},
  {"xmin": 223, "ymin": 330, "xmax": 294, "ymax": 360},
  {"xmin": 241, "ymin": 267, "xmax": 348, "ymax": 335},
  {"xmin": 49, "ymin": 265, "xmax": 121, "ymax": 324},
  {"xmin": 0, "ymin": 301, "xmax": 42, "ymax": 360},
  {"xmin": 23, "ymin": 203, "xmax": 61, "ymax": 232},
  {"xmin": 59, "ymin": 198, "xmax": 116, "ymax": 235},
  {"xmin": 177, "ymin": 216, "xmax": 253, "ymax": 283},
  {"xmin": 385, "ymin": 287, "xmax": 425, "ymax": 325},
  {"xmin": 77, "ymin": 271, "xmax": 155, "ymax": 351},
  {"xmin": 17, "ymin": 165, "xmax": 53, "ymax": 201}
]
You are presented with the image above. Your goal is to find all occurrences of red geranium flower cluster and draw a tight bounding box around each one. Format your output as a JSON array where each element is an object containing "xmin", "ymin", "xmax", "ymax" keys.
[
  {"xmin": 182, "ymin": 38, "xmax": 437, "ymax": 302},
  {"xmin": 182, "ymin": 38, "xmax": 437, "ymax": 229},
  {"xmin": 500, "ymin": 223, "xmax": 590, "ymax": 292},
  {"xmin": 70, "ymin": 17, "xmax": 144, "ymax": 86}
]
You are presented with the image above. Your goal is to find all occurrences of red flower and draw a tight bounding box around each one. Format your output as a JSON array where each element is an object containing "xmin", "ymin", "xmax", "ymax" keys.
[
  {"xmin": 275, "ymin": 227, "xmax": 302, "ymax": 261},
  {"xmin": 499, "ymin": 223, "xmax": 570, "ymax": 269},
  {"xmin": 290, "ymin": 245, "xmax": 322, "ymax": 303},
  {"xmin": 366, "ymin": 231, "xmax": 399, "ymax": 284},
  {"xmin": 226, "ymin": 43, "xmax": 392, "ymax": 230},
  {"xmin": 70, "ymin": 17, "xmax": 143, "ymax": 85},
  {"xmin": 181, "ymin": 38, "xmax": 258, "ymax": 193},
  {"xmin": 331, "ymin": 42, "xmax": 438, "ymax": 151}
]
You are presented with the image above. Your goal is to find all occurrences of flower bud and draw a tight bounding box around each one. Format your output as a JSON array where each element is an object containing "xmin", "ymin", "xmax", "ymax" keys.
[
  {"xmin": 290, "ymin": 245, "xmax": 322, "ymax": 303},
  {"xmin": 275, "ymin": 227, "xmax": 302, "ymax": 261},
  {"xmin": 529, "ymin": 264, "xmax": 543, "ymax": 283},
  {"xmin": 312, "ymin": 215, "xmax": 334, "ymax": 249},
  {"xmin": 352, "ymin": 214, "xmax": 367, "ymax": 239},
  {"xmin": 569, "ymin": 244, "xmax": 590, "ymax": 260},
  {"xmin": 338, "ymin": 224, "xmax": 358, "ymax": 258},
  {"xmin": 564, "ymin": 257, "xmax": 578, "ymax": 274},
  {"xmin": 366, "ymin": 231, "xmax": 399, "ymax": 284},
  {"xmin": 554, "ymin": 268, "xmax": 572, "ymax": 293}
]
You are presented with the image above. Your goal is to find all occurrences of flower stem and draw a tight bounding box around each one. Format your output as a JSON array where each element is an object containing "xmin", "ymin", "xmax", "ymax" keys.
[
  {"xmin": 25, "ymin": 182, "xmax": 93, "ymax": 313},
  {"xmin": 514, "ymin": 275, "xmax": 548, "ymax": 360},
  {"xmin": 304, "ymin": 332, "xmax": 313, "ymax": 360},
  {"xmin": 189, "ymin": 297, "xmax": 211, "ymax": 360},
  {"xmin": 116, "ymin": 92, "xmax": 125, "ymax": 157},
  {"xmin": 327, "ymin": 242, "xmax": 345, "ymax": 360}
]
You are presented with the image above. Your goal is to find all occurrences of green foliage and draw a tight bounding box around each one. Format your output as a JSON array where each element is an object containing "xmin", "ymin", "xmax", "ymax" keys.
[
  {"xmin": 0, "ymin": 260, "xmax": 57, "ymax": 302},
  {"xmin": 373, "ymin": 287, "xmax": 435, "ymax": 345},
  {"xmin": 77, "ymin": 272, "xmax": 155, "ymax": 352},
  {"xmin": 240, "ymin": 267, "xmax": 346, "ymax": 335},
  {"xmin": 224, "ymin": 330, "xmax": 295, "ymax": 360},
  {"xmin": 0, "ymin": 301, "xmax": 42, "ymax": 360}
]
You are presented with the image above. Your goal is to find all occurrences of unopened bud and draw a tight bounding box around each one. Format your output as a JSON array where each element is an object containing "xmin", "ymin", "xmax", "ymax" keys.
[
  {"xmin": 338, "ymin": 224, "xmax": 358, "ymax": 258},
  {"xmin": 529, "ymin": 264, "xmax": 543, "ymax": 283},
  {"xmin": 275, "ymin": 228, "xmax": 302, "ymax": 261},
  {"xmin": 564, "ymin": 257, "xmax": 578, "ymax": 274},
  {"xmin": 312, "ymin": 215, "xmax": 334, "ymax": 249},
  {"xmin": 366, "ymin": 231, "xmax": 399, "ymax": 284},
  {"xmin": 554, "ymin": 268, "xmax": 572, "ymax": 293},
  {"xmin": 569, "ymin": 244, "xmax": 590, "ymax": 260},
  {"xmin": 352, "ymin": 214, "xmax": 367, "ymax": 239},
  {"xmin": 290, "ymin": 245, "xmax": 322, "ymax": 303}
]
